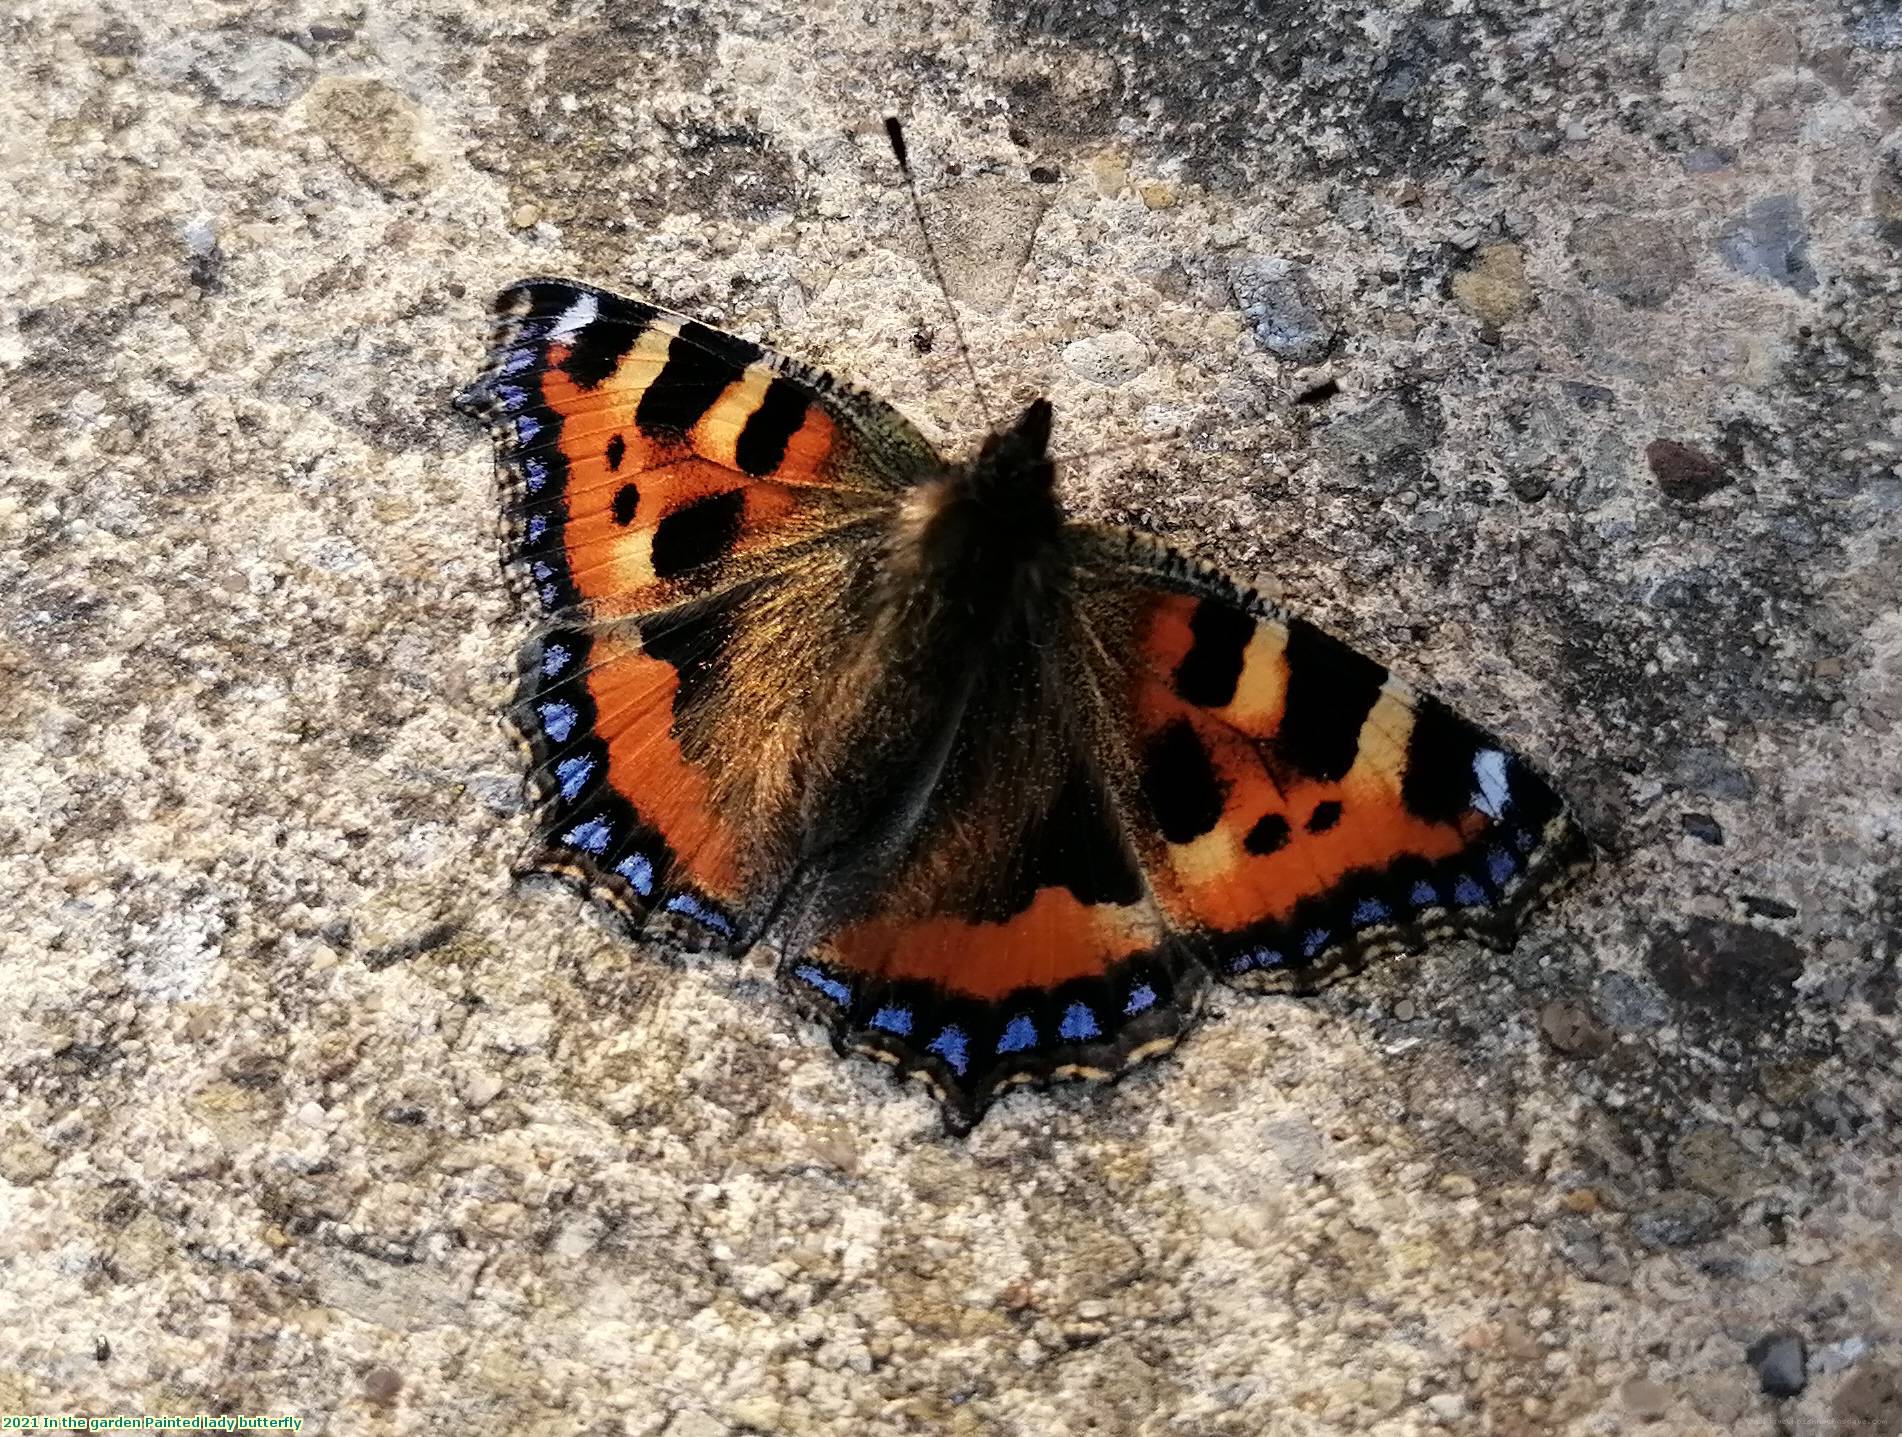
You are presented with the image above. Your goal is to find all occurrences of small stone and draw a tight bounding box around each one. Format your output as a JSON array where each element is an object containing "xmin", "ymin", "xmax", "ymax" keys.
[
  {"xmin": 511, "ymin": 202, "xmax": 543, "ymax": 230},
  {"xmin": 725, "ymin": 1396, "xmax": 784, "ymax": 1431},
  {"xmin": 1393, "ymin": 999, "xmax": 1417, "ymax": 1022},
  {"xmin": 1540, "ymin": 1000, "xmax": 1613, "ymax": 1057},
  {"xmin": 1570, "ymin": 215, "xmax": 1693, "ymax": 307},
  {"xmin": 307, "ymin": 77, "xmax": 436, "ymax": 199},
  {"xmin": 1620, "ymin": 1377, "xmax": 1673, "ymax": 1419},
  {"xmin": 296, "ymin": 1100, "xmax": 328, "ymax": 1128},
  {"xmin": 1061, "ymin": 330, "xmax": 1150, "ymax": 387},
  {"xmin": 1646, "ymin": 438, "xmax": 1731, "ymax": 502},
  {"xmin": 1680, "ymin": 813, "xmax": 1723, "ymax": 845},
  {"xmin": 1670, "ymin": 1126, "xmax": 1767, "ymax": 1199},
  {"xmin": 1451, "ymin": 243, "xmax": 1531, "ymax": 327},
  {"xmin": 1715, "ymin": 194, "xmax": 1816, "ymax": 294},
  {"xmin": 1136, "ymin": 181, "xmax": 1177, "ymax": 209},
  {"xmin": 1086, "ymin": 153, "xmax": 1128, "ymax": 196},
  {"xmin": 364, "ymin": 1367, "xmax": 403, "ymax": 1404},
  {"xmin": 462, "ymin": 1072, "xmax": 504, "ymax": 1109},
  {"xmin": 1747, "ymin": 1332, "xmax": 1807, "ymax": 1397},
  {"xmin": 1229, "ymin": 256, "xmax": 1336, "ymax": 362},
  {"xmin": 1425, "ymin": 1392, "xmax": 1465, "ymax": 1421},
  {"xmin": 1632, "ymin": 1189, "xmax": 1723, "ymax": 1248}
]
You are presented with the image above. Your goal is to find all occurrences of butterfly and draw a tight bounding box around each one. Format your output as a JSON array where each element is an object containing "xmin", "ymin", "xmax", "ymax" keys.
[{"xmin": 453, "ymin": 277, "xmax": 1587, "ymax": 1131}]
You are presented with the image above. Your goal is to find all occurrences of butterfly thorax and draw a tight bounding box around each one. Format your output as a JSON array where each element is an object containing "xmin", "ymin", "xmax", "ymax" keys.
[{"xmin": 889, "ymin": 398, "xmax": 1064, "ymax": 634}]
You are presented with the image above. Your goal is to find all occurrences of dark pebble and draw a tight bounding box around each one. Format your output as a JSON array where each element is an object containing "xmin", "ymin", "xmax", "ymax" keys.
[
  {"xmin": 1540, "ymin": 1000, "xmax": 1614, "ymax": 1057},
  {"xmin": 1646, "ymin": 438, "xmax": 1731, "ymax": 502},
  {"xmin": 1747, "ymin": 1332, "xmax": 1808, "ymax": 1398},
  {"xmin": 1680, "ymin": 812, "xmax": 1724, "ymax": 844}
]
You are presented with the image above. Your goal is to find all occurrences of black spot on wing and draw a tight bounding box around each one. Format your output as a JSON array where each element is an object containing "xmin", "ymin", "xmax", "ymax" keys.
[
  {"xmin": 637, "ymin": 595, "xmax": 737, "ymax": 720},
  {"xmin": 1273, "ymin": 620, "xmax": 1386, "ymax": 783},
  {"xmin": 636, "ymin": 323, "xmax": 752, "ymax": 440},
  {"xmin": 611, "ymin": 483, "xmax": 640, "ymax": 526},
  {"xmin": 651, "ymin": 490, "xmax": 746, "ymax": 578},
  {"xmin": 735, "ymin": 378, "xmax": 811, "ymax": 477},
  {"xmin": 1306, "ymin": 800, "xmax": 1342, "ymax": 833},
  {"xmin": 1141, "ymin": 720, "xmax": 1227, "ymax": 844},
  {"xmin": 563, "ymin": 316, "xmax": 639, "ymax": 391},
  {"xmin": 605, "ymin": 434, "xmax": 626, "ymax": 472},
  {"xmin": 1173, "ymin": 600, "xmax": 1254, "ymax": 708},
  {"xmin": 1400, "ymin": 697, "xmax": 1481, "ymax": 822},
  {"xmin": 1243, "ymin": 812, "xmax": 1290, "ymax": 855}
]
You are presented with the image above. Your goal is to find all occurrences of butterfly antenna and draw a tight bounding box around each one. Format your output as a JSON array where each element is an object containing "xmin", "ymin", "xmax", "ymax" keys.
[{"xmin": 885, "ymin": 116, "xmax": 994, "ymax": 429}]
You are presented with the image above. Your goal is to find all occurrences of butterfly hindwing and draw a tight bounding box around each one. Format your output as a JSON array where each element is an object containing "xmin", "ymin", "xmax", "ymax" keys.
[
  {"xmin": 457, "ymin": 280, "xmax": 937, "ymax": 941},
  {"xmin": 778, "ymin": 591, "xmax": 1206, "ymax": 1127},
  {"xmin": 1069, "ymin": 525, "xmax": 1587, "ymax": 988}
]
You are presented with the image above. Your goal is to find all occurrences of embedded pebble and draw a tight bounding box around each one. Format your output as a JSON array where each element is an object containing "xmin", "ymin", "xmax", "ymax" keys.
[
  {"xmin": 1062, "ymin": 330, "xmax": 1151, "ymax": 386},
  {"xmin": 1229, "ymin": 256, "xmax": 1335, "ymax": 361},
  {"xmin": 1748, "ymin": 1332, "xmax": 1808, "ymax": 1397}
]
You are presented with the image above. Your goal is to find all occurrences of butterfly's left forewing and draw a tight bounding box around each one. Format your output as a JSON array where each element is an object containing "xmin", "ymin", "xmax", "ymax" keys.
[{"xmin": 457, "ymin": 279, "xmax": 937, "ymax": 943}]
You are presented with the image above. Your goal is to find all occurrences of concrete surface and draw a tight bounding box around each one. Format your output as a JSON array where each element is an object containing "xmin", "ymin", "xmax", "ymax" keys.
[{"xmin": 1, "ymin": 0, "xmax": 1898, "ymax": 1433}]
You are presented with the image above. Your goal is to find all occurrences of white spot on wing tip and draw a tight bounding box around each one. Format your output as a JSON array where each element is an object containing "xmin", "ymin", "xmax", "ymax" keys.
[
  {"xmin": 548, "ymin": 292, "xmax": 599, "ymax": 343},
  {"xmin": 1472, "ymin": 748, "xmax": 1511, "ymax": 819}
]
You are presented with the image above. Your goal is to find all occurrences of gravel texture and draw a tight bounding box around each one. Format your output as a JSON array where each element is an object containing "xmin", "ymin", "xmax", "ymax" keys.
[{"xmin": 2, "ymin": 1, "xmax": 1898, "ymax": 1434}]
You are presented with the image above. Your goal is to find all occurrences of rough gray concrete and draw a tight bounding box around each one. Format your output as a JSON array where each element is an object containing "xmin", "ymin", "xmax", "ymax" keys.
[{"xmin": 2, "ymin": 1, "xmax": 1899, "ymax": 1433}]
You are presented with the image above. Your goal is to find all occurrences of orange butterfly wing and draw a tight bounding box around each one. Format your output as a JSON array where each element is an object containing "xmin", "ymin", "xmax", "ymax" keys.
[
  {"xmin": 457, "ymin": 280, "xmax": 934, "ymax": 939},
  {"xmin": 1073, "ymin": 527, "xmax": 1586, "ymax": 986}
]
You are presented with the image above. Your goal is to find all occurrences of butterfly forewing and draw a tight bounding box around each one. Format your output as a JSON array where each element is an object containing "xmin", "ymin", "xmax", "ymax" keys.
[
  {"xmin": 1067, "ymin": 524, "xmax": 1586, "ymax": 988},
  {"xmin": 458, "ymin": 279, "xmax": 938, "ymax": 941}
]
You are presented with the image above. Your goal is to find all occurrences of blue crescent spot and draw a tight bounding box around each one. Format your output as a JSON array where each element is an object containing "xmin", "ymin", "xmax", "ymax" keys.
[
  {"xmin": 1058, "ymin": 1002, "xmax": 1100, "ymax": 1042},
  {"xmin": 792, "ymin": 963, "xmax": 852, "ymax": 1006},
  {"xmin": 870, "ymin": 1005, "xmax": 913, "ymax": 1036},
  {"xmin": 524, "ymin": 458, "xmax": 548, "ymax": 492},
  {"xmin": 555, "ymin": 756, "xmax": 594, "ymax": 801},
  {"xmin": 1487, "ymin": 847, "xmax": 1519, "ymax": 886},
  {"xmin": 1513, "ymin": 825, "xmax": 1537, "ymax": 853},
  {"xmin": 499, "ymin": 347, "xmax": 536, "ymax": 376},
  {"xmin": 1410, "ymin": 880, "xmax": 1439, "ymax": 908},
  {"xmin": 541, "ymin": 643, "xmax": 571, "ymax": 677},
  {"xmin": 1230, "ymin": 948, "xmax": 1284, "ymax": 975},
  {"xmin": 1302, "ymin": 928, "xmax": 1332, "ymax": 958},
  {"xmin": 531, "ymin": 561, "xmax": 554, "ymax": 581},
  {"xmin": 996, "ymin": 1015, "xmax": 1037, "ymax": 1054},
  {"xmin": 614, "ymin": 852, "xmax": 654, "ymax": 897},
  {"xmin": 928, "ymin": 1025, "xmax": 970, "ymax": 1076},
  {"xmin": 496, "ymin": 383, "xmax": 527, "ymax": 411},
  {"xmin": 1353, "ymin": 898, "xmax": 1391, "ymax": 926},
  {"xmin": 516, "ymin": 416, "xmax": 541, "ymax": 444},
  {"xmin": 1472, "ymin": 749, "xmax": 1511, "ymax": 820},
  {"xmin": 563, "ymin": 818, "xmax": 610, "ymax": 854},
  {"xmin": 1125, "ymin": 983, "xmax": 1158, "ymax": 1015},
  {"xmin": 538, "ymin": 701, "xmax": 576, "ymax": 742},
  {"xmin": 665, "ymin": 893, "xmax": 733, "ymax": 937},
  {"xmin": 1454, "ymin": 875, "xmax": 1489, "ymax": 907},
  {"xmin": 539, "ymin": 584, "xmax": 560, "ymax": 608},
  {"xmin": 526, "ymin": 514, "xmax": 548, "ymax": 544}
]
